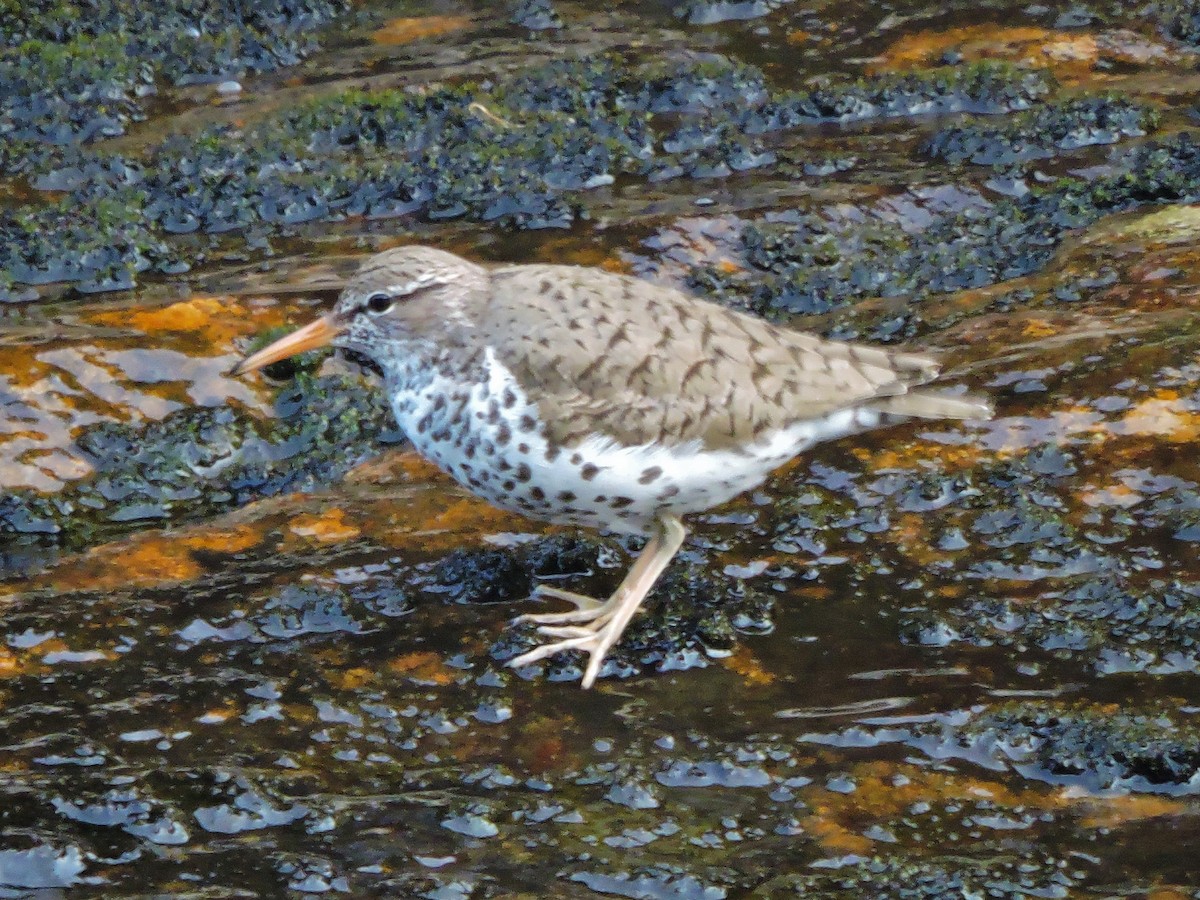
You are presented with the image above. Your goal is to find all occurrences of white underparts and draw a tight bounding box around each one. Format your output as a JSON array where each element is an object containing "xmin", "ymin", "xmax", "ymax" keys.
[{"xmin": 386, "ymin": 348, "xmax": 883, "ymax": 534}]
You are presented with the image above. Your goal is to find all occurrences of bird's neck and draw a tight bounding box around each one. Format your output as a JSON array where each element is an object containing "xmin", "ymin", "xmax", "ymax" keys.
[{"xmin": 379, "ymin": 335, "xmax": 488, "ymax": 397}]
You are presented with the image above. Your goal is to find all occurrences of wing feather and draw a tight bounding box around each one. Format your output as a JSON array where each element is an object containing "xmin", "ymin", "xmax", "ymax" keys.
[{"xmin": 479, "ymin": 265, "xmax": 947, "ymax": 449}]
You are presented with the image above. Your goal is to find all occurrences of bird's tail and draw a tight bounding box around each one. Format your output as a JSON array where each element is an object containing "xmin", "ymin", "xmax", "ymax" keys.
[{"xmin": 872, "ymin": 390, "xmax": 993, "ymax": 421}]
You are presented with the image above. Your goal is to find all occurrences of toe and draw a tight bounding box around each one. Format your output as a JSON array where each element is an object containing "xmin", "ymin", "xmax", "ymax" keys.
[{"xmin": 533, "ymin": 585, "xmax": 606, "ymax": 611}]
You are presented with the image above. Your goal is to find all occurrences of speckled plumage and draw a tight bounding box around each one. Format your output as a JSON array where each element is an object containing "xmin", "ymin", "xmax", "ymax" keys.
[{"xmin": 238, "ymin": 245, "xmax": 992, "ymax": 688}]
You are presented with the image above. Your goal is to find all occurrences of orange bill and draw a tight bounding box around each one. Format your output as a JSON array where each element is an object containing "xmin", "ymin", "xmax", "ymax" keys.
[{"xmin": 232, "ymin": 314, "xmax": 340, "ymax": 375}]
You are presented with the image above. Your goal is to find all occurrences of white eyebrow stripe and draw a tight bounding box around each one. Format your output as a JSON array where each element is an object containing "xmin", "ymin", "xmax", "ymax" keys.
[{"xmin": 377, "ymin": 271, "xmax": 460, "ymax": 297}]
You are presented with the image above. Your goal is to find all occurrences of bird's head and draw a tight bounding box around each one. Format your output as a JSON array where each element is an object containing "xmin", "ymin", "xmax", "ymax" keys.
[{"xmin": 232, "ymin": 246, "xmax": 487, "ymax": 377}]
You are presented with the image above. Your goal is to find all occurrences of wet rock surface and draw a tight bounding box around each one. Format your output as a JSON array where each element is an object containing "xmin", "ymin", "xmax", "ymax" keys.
[{"xmin": 2, "ymin": 0, "xmax": 1200, "ymax": 896}]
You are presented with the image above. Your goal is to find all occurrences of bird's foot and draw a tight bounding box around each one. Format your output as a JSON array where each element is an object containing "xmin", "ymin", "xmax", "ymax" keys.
[
  {"xmin": 506, "ymin": 515, "xmax": 687, "ymax": 689},
  {"xmin": 513, "ymin": 584, "xmax": 616, "ymax": 626},
  {"xmin": 507, "ymin": 614, "xmax": 624, "ymax": 689}
]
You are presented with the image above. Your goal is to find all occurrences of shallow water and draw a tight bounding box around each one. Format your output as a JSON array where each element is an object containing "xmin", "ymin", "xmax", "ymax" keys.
[{"xmin": 2, "ymin": 0, "xmax": 1200, "ymax": 896}]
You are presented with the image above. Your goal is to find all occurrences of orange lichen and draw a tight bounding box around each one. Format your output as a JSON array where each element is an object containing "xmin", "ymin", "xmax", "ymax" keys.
[
  {"xmin": 719, "ymin": 647, "xmax": 775, "ymax": 685},
  {"xmin": 511, "ymin": 717, "xmax": 581, "ymax": 774},
  {"xmin": 330, "ymin": 667, "xmax": 376, "ymax": 691},
  {"xmin": 1080, "ymin": 482, "xmax": 1143, "ymax": 508},
  {"xmin": 1021, "ymin": 318, "xmax": 1059, "ymax": 339},
  {"xmin": 366, "ymin": 490, "xmax": 532, "ymax": 553},
  {"xmin": 803, "ymin": 808, "xmax": 875, "ymax": 854},
  {"xmin": 0, "ymin": 648, "xmax": 22, "ymax": 677},
  {"xmin": 387, "ymin": 650, "xmax": 455, "ymax": 685},
  {"xmin": 287, "ymin": 508, "xmax": 362, "ymax": 544},
  {"xmin": 372, "ymin": 15, "xmax": 472, "ymax": 45},
  {"xmin": 1147, "ymin": 890, "xmax": 1192, "ymax": 900},
  {"xmin": 39, "ymin": 524, "xmax": 263, "ymax": 593},
  {"xmin": 796, "ymin": 761, "xmax": 1065, "ymax": 849},
  {"xmin": 195, "ymin": 699, "xmax": 241, "ymax": 724},
  {"xmin": 1079, "ymin": 794, "xmax": 1187, "ymax": 829},
  {"xmin": 853, "ymin": 442, "xmax": 985, "ymax": 474},
  {"xmin": 89, "ymin": 295, "xmax": 283, "ymax": 351},
  {"xmin": 345, "ymin": 449, "xmax": 442, "ymax": 485},
  {"xmin": 871, "ymin": 24, "xmax": 1175, "ymax": 80},
  {"xmin": 793, "ymin": 584, "xmax": 833, "ymax": 602},
  {"xmin": 181, "ymin": 525, "xmax": 262, "ymax": 554},
  {"xmin": 599, "ymin": 257, "xmax": 634, "ymax": 274},
  {"xmin": 0, "ymin": 343, "xmax": 53, "ymax": 390},
  {"xmin": 1118, "ymin": 395, "xmax": 1200, "ymax": 442}
]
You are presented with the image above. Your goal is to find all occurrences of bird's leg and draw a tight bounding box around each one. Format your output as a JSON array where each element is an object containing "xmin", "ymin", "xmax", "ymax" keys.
[{"xmin": 507, "ymin": 515, "xmax": 686, "ymax": 689}]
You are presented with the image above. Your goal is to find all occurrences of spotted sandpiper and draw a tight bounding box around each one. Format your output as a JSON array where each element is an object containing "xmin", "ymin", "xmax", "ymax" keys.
[{"xmin": 234, "ymin": 246, "xmax": 991, "ymax": 688}]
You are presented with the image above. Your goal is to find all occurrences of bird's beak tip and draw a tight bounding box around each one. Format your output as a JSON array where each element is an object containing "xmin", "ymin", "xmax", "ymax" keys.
[{"xmin": 232, "ymin": 314, "xmax": 340, "ymax": 377}]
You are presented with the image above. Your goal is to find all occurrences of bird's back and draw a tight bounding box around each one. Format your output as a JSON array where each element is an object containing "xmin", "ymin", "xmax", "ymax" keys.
[{"xmin": 479, "ymin": 263, "xmax": 985, "ymax": 452}]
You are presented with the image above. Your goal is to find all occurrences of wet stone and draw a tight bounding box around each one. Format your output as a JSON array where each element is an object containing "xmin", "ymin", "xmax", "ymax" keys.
[
  {"xmin": 0, "ymin": 372, "xmax": 397, "ymax": 555},
  {"xmin": 925, "ymin": 95, "xmax": 1157, "ymax": 166},
  {"xmin": 6, "ymin": 0, "xmax": 1200, "ymax": 895},
  {"xmin": 918, "ymin": 702, "xmax": 1200, "ymax": 796}
]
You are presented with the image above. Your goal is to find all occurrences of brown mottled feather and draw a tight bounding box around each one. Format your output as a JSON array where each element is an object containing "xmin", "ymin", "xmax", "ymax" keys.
[{"xmin": 479, "ymin": 264, "xmax": 984, "ymax": 450}]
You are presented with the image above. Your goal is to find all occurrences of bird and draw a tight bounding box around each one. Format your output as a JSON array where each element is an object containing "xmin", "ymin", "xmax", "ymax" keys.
[{"xmin": 233, "ymin": 246, "xmax": 991, "ymax": 688}]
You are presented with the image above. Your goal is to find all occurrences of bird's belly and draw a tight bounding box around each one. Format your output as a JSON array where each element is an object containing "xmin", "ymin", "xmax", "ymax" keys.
[
  {"xmin": 393, "ymin": 376, "xmax": 880, "ymax": 533},
  {"xmin": 388, "ymin": 351, "xmax": 882, "ymax": 534}
]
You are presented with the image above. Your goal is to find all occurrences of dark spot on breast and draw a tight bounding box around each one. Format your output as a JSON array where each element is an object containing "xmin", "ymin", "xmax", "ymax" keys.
[
  {"xmin": 432, "ymin": 394, "xmax": 447, "ymax": 412},
  {"xmin": 638, "ymin": 466, "xmax": 663, "ymax": 484},
  {"xmin": 610, "ymin": 496, "xmax": 634, "ymax": 509},
  {"xmin": 580, "ymin": 463, "xmax": 599, "ymax": 481},
  {"xmin": 531, "ymin": 486, "xmax": 546, "ymax": 501},
  {"xmin": 487, "ymin": 402, "xmax": 501, "ymax": 424},
  {"xmin": 540, "ymin": 278, "xmax": 553, "ymax": 294},
  {"xmin": 558, "ymin": 490, "xmax": 576, "ymax": 503},
  {"xmin": 496, "ymin": 459, "xmax": 511, "ymax": 472},
  {"xmin": 519, "ymin": 414, "xmax": 537, "ymax": 432},
  {"xmin": 496, "ymin": 423, "xmax": 512, "ymax": 445},
  {"xmin": 502, "ymin": 480, "xmax": 515, "ymax": 491},
  {"xmin": 515, "ymin": 463, "xmax": 532, "ymax": 482},
  {"xmin": 658, "ymin": 485, "xmax": 680, "ymax": 500},
  {"xmin": 594, "ymin": 495, "xmax": 607, "ymax": 503},
  {"xmin": 502, "ymin": 388, "xmax": 517, "ymax": 408},
  {"xmin": 570, "ymin": 453, "xmax": 583, "ymax": 466},
  {"xmin": 416, "ymin": 414, "xmax": 432, "ymax": 435},
  {"xmin": 518, "ymin": 443, "xmax": 530, "ymax": 454},
  {"xmin": 545, "ymin": 445, "xmax": 561, "ymax": 462},
  {"xmin": 482, "ymin": 441, "xmax": 495, "ymax": 456}
]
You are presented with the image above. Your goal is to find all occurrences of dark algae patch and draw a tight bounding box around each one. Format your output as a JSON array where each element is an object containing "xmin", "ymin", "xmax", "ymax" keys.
[
  {"xmin": 4, "ymin": 1, "xmax": 1200, "ymax": 896},
  {"xmin": 0, "ymin": 0, "xmax": 347, "ymax": 174},
  {"xmin": 0, "ymin": 55, "xmax": 1057, "ymax": 298},
  {"xmin": 687, "ymin": 133, "xmax": 1200, "ymax": 327},
  {"xmin": 925, "ymin": 95, "xmax": 1158, "ymax": 166},
  {"xmin": 0, "ymin": 372, "xmax": 397, "ymax": 548}
]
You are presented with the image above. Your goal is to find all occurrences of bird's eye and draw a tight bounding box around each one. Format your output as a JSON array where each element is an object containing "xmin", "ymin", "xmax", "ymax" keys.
[{"xmin": 365, "ymin": 293, "xmax": 393, "ymax": 315}]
